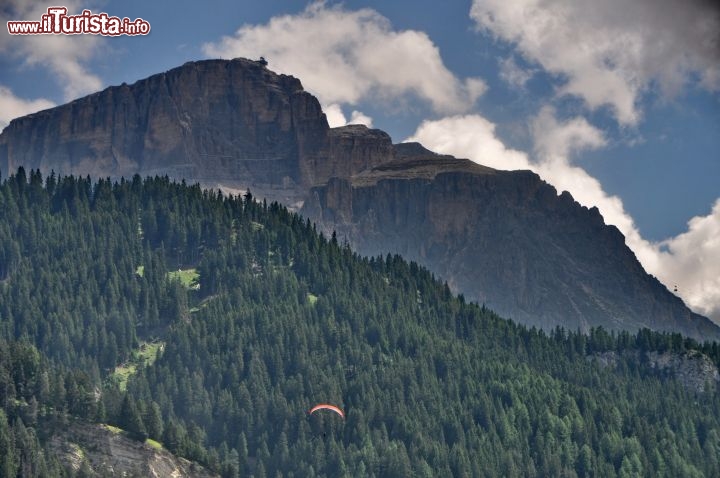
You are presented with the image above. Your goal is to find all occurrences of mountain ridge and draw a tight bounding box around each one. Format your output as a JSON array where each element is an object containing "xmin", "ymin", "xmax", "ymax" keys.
[
  {"xmin": 304, "ymin": 170, "xmax": 716, "ymax": 337},
  {"xmin": 1, "ymin": 57, "xmax": 716, "ymax": 340}
]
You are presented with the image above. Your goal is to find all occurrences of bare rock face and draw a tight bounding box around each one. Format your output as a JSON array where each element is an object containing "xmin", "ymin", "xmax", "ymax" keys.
[
  {"xmin": 49, "ymin": 422, "xmax": 217, "ymax": 477},
  {"xmin": 303, "ymin": 152, "xmax": 720, "ymax": 342},
  {"xmin": 588, "ymin": 350, "xmax": 719, "ymax": 393},
  {"xmin": 0, "ymin": 60, "xmax": 397, "ymax": 205},
  {"xmin": 646, "ymin": 350, "xmax": 720, "ymax": 393},
  {"xmin": 299, "ymin": 125, "xmax": 395, "ymax": 188}
]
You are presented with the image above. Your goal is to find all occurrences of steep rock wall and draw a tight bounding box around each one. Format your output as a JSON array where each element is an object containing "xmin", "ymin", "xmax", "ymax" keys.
[{"xmin": 304, "ymin": 159, "xmax": 720, "ymax": 341}]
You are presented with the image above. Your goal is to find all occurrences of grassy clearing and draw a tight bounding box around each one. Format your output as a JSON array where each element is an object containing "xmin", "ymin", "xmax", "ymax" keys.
[
  {"xmin": 104, "ymin": 424, "xmax": 122, "ymax": 434},
  {"xmin": 307, "ymin": 293, "xmax": 318, "ymax": 306},
  {"xmin": 189, "ymin": 294, "xmax": 220, "ymax": 314},
  {"xmin": 135, "ymin": 265, "xmax": 144, "ymax": 277},
  {"xmin": 146, "ymin": 438, "xmax": 163, "ymax": 450},
  {"xmin": 112, "ymin": 363, "xmax": 137, "ymax": 392},
  {"xmin": 138, "ymin": 342, "xmax": 163, "ymax": 365},
  {"xmin": 167, "ymin": 268, "xmax": 199, "ymax": 290},
  {"xmin": 110, "ymin": 341, "xmax": 164, "ymax": 391}
]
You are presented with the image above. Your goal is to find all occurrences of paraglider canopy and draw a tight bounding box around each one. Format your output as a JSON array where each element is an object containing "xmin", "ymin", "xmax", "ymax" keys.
[{"xmin": 308, "ymin": 403, "xmax": 345, "ymax": 419}]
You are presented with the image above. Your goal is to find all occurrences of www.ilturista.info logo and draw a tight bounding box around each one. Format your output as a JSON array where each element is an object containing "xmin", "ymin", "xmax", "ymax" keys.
[{"xmin": 7, "ymin": 6, "xmax": 150, "ymax": 36}]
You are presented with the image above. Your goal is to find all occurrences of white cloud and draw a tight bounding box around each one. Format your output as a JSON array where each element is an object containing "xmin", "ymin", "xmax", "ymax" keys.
[
  {"xmin": 348, "ymin": 110, "xmax": 373, "ymax": 127},
  {"xmin": 324, "ymin": 104, "xmax": 347, "ymax": 128},
  {"xmin": 408, "ymin": 114, "xmax": 531, "ymax": 171},
  {"xmin": 499, "ymin": 56, "xmax": 534, "ymax": 89},
  {"xmin": 531, "ymin": 107, "xmax": 606, "ymax": 160},
  {"xmin": 658, "ymin": 201, "xmax": 720, "ymax": 322},
  {"xmin": 408, "ymin": 109, "xmax": 720, "ymax": 323},
  {"xmin": 203, "ymin": 1, "xmax": 486, "ymax": 114},
  {"xmin": 0, "ymin": 0, "xmax": 104, "ymax": 101},
  {"xmin": 323, "ymin": 103, "xmax": 373, "ymax": 128},
  {"xmin": 471, "ymin": 0, "xmax": 720, "ymax": 124},
  {"xmin": 0, "ymin": 86, "xmax": 55, "ymax": 130}
]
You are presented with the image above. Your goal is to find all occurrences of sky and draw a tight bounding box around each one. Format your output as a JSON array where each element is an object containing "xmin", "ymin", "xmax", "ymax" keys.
[{"xmin": 1, "ymin": 0, "xmax": 719, "ymax": 323}]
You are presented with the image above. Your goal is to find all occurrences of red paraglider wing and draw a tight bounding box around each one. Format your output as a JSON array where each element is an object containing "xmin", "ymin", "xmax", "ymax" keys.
[{"xmin": 308, "ymin": 403, "xmax": 345, "ymax": 418}]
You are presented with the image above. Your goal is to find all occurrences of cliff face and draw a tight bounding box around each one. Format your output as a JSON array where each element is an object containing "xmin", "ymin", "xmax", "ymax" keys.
[
  {"xmin": 0, "ymin": 59, "xmax": 390, "ymax": 205},
  {"xmin": 302, "ymin": 154, "xmax": 720, "ymax": 341},
  {"xmin": 589, "ymin": 349, "xmax": 719, "ymax": 393},
  {"xmin": 49, "ymin": 422, "xmax": 217, "ymax": 477},
  {"xmin": 646, "ymin": 349, "xmax": 720, "ymax": 393},
  {"xmin": 1, "ymin": 58, "xmax": 717, "ymax": 340}
]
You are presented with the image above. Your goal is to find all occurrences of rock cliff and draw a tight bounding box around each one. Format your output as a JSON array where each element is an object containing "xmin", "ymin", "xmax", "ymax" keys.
[
  {"xmin": 0, "ymin": 58, "xmax": 390, "ymax": 206},
  {"xmin": 589, "ymin": 349, "xmax": 719, "ymax": 393},
  {"xmin": 49, "ymin": 422, "xmax": 217, "ymax": 477},
  {"xmin": 302, "ymin": 149, "xmax": 720, "ymax": 341},
  {"xmin": 1, "ymin": 58, "xmax": 717, "ymax": 340},
  {"xmin": 646, "ymin": 349, "xmax": 720, "ymax": 393}
]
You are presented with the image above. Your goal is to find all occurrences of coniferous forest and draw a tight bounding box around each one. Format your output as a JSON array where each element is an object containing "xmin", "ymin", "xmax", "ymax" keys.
[{"xmin": 1, "ymin": 168, "xmax": 720, "ymax": 477}]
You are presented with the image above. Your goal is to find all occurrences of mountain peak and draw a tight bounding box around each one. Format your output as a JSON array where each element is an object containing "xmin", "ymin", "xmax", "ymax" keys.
[{"xmin": 1, "ymin": 58, "xmax": 716, "ymax": 339}]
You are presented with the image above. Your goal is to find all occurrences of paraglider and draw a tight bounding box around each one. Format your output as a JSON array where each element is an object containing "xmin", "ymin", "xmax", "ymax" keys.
[{"xmin": 308, "ymin": 403, "xmax": 345, "ymax": 419}]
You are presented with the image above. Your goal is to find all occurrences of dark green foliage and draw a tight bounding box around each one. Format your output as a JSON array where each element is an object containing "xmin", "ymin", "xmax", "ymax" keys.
[
  {"xmin": 1, "ymin": 168, "xmax": 720, "ymax": 477},
  {"xmin": 0, "ymin": 340, "xmax": 83, "ymax": 477},
  {"xmin": 119, "ymin": 394, "xmax": 147, "ymax": 441}
]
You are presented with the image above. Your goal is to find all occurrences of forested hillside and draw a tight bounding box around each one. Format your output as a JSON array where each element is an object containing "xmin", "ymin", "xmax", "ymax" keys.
[
  {"xmin": 3, "ymin": 57, "xmax": 710, "ymax": 339},
  {"xmin": 1, "ymin": 168, "xmax": 719, "ymax": 477}
]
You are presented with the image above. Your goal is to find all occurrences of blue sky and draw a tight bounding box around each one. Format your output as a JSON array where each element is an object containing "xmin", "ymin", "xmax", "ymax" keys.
[{"xmin": 1, "ymin": 0, "xmax": 719, "ymax": 322}]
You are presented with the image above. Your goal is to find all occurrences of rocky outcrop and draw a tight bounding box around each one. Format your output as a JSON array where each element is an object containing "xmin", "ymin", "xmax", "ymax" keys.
[
  {"xmin": 589, "ymin": 350, "xmax": 719, "ymax": 393},
  {"xmin": 49, "ymin": 422, "xmax": 217, "ymax": 477},
  {"xmin": 300, "ymin": 125, "xmax": 396, "ymax": 188},
  {"xmin": 2, "ymin": 58, "xmax": 718, "ymax": 341},
  {"xmin": 646, "ymin": 350, "xmax": 719, "ymax": 393},
  {"xmin": 303, "ymin": 155, "xmax": 720, "ymax": 341}
]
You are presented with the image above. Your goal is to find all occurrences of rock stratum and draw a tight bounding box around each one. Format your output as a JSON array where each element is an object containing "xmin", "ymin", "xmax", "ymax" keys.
[{"xmin": 1, "ymin": 57, "xmax": 717, "ymax": 341}]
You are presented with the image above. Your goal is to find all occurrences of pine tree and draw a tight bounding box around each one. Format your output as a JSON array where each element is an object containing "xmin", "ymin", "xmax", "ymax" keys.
[{"xmin": 119, "ymin": 394, "xmax": 147, "ymax": 441}]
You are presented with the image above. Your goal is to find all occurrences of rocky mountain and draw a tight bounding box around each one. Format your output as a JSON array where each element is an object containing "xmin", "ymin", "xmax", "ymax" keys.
[
  {"xmin": 1, "ymin": 57, "xmax": 717, "ymax": 341},
  {"xmin": 302, "ymin": 145, "xmax": 719, "ymax": 339},
  {"xmin": 0, "ymin": 58, "xmax": 390, "ymax": 207}
]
